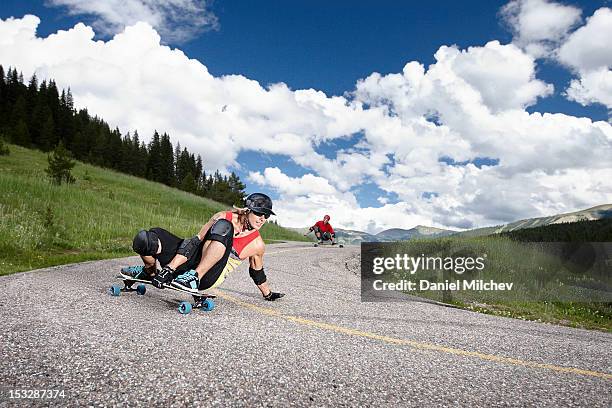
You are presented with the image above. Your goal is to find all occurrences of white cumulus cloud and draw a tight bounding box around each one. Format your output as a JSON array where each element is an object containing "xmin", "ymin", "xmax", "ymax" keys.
[
  {"xmin": 502, "ymin": 2, "xmax": 612, "ymax": 114},
  {"xmin": 47, "ymin": 0, "xmax": 218, "ymax": 43},
  {"xmin": 500, "ymin": 0, "xmax": 582, "ymax": 58},
  {"xmin": 355, "ymin": 41, "xmax": 553, "ymax": 115},
  {"xmin": 248, "ymin": 168, "xmax": 337, "ymax": 197},
  {"xmin": 558, "ymin": 8, "xmax": 612, "ymax": 111}
]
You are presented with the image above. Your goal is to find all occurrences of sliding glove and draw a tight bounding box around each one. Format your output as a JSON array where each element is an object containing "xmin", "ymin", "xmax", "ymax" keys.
[
  {"xmin": 264, "ymin": 291, "xmax": 285, "ymax": 301},
  {"xmin": 152, "ymin": 265, "xmax": 175, "ymax": 289}
]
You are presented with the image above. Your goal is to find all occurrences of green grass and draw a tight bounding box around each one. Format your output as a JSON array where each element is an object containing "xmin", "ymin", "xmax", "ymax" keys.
[
  {"xmin": 0, "ymin": 144, "xmax": 308, "ymax": 275},
  {"xmin": 381, "ymin": 237, "xmax": 612, "ymax": 331}
]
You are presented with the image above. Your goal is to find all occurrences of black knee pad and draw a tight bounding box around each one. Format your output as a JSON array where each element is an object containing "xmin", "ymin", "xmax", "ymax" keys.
[
  {"xmin": 207, "ymin": 219, "xmax": 233, "ymax": 248},
  {"xmin": 177, "ymin": 235, "xmax": 201, "ymax": 258},
  {"xmin": 322, "ymin": 232, "xmax": 332, "ymax": 240},
  {"xmin": 132, "ymin": 229, "xmax": 159, "ymax": 256}
]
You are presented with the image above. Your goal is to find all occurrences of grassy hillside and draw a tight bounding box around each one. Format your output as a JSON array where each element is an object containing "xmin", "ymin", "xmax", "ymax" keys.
[
  {"xmin": 381, "ymin": 236, "xmax": 611, "ymax": 331},
  {"xmin": 0, "ymin": 144, "xmax": 308, "ymax": 275}
]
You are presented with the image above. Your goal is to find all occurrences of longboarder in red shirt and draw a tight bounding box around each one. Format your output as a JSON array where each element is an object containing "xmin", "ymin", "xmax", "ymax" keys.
[{"xmin": 307, "ymin": 215, "xmax": 337, "ymax": 245}]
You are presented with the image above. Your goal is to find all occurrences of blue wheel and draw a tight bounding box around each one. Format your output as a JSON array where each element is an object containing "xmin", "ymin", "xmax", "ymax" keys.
[
  {"xmin": 110, "ymin": 285, "xmax": 121, "ymax": 296},
  {"xmin": 178, "ymin": 301, "xmax": 192, "ymax": 314},
  {"xmin": 201, "ymin": 298, "xmax": 215, "ymax": 312},
  {"xmin": 136, "ymin": 284, "xmax": 146, "ymax": 295}
]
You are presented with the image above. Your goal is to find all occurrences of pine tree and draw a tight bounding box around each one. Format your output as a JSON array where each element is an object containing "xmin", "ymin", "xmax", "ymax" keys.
[
  {"xmin": 45, "ymin": 141, "xmax": 76, "ymax": 185},
  {"xmin": 180, "ymin": 172, "xmax": 197, "ymax": 194},
  {"xmin": 106, "ymin": 127, "xmax": 122, "ymax": 169},
  {"xmin": 10, "ymin": 95, "xmax": 29, "ymax": 145},
  {"xmin": 138, "ymin": 138, "xmax": 148, "ymax": 178},
  {"xmin": 0, "ymin": 64, "xmax": 5, "ymax": 92},
  {"xmin": 40, "ymin": 113, "xmax": 55, "ymax": 151},
  {"xmin": 30, "ymin": 98, "xmax": 49, "ymax": 148},
  {"xmin": 0, "ymin": 65, "xmax": 5, "ymax": 128},
  {"xmin": 176, "ymin": 147, "xmax": 195, "ymax": 186},
  {"xmin": 132, "ymin": 130, "xmax": 147, "ymax": 177},
  {"xmin": 146, "ymin": 131, "xmax": 162, "ymax": 182},
  {"xmin": 46, "ymin": 80, "xmax": 60, "ymax": 128},
  {"xmin": 58, "ymin": 88, "xmax": 76, "ymax": 149},
  {"xmin": 0, "ymin": 133, "xmax": 9, "ymax": 155},
  {"xmin": 26, "ymin": 73, "xmax": 38, "ymax": 129},
  {"xmin": 228, "ymin": 172, "xmax": 246, "ymax": 206},
  {"xmin": 71, "ymin": 109, "xmax": 87, "ymax": 157},
  {"xmin": 90, "ymin": 126, "xmax": 109, "ymax": 166},
  {"xmin": 195, "ymin": 155, "xmax": 203, "ymax": 185},
  {"xmin": 11, "ymin": 120, "xmax": 30, "ymax": 146},
  {"xmin": 197, "ymin": 169, "xmax": 207, "ymax": 196},
  {"xmin": 72, "ymin": 131, "xmax": 87, "ymax": 160},
  {"xmin": 174, "ymin": 141, "xmax": 181, "ymax": 178},
  {"xmin": 159, "ymin": 132, "xmax": 175, "ymax": 186}
]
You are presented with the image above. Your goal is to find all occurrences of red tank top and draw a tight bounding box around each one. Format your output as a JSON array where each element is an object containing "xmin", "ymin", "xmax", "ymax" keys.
[{"xmin": 224, "ymin": 211, "xmax": 260, "ymax": 259}]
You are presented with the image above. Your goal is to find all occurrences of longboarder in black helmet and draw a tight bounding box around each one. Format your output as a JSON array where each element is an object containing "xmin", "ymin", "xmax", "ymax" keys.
[{"xmin": 123, "ymin": 190, "xmax": 284, "ymax": 301}]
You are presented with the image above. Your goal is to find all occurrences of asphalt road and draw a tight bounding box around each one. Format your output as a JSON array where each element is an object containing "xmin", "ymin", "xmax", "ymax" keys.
[{"xmin": 1, "ymin": 242, "xmax": 610, "ymax": 407}]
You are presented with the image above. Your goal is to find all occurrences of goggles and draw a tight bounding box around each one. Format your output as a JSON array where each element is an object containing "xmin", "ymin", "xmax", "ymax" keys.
[{"xmin": 251, "ymin": 210, "xmax": 271, "ymax": 219}]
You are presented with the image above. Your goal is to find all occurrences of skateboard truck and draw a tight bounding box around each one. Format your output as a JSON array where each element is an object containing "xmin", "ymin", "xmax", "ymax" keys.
[
  {"xmin": 193, "ymin": 295, "xmax": 215, "ymax": 310},
  {"xmin": 113, "ymin": 279, "xmax": 147, "ymax": 296}
]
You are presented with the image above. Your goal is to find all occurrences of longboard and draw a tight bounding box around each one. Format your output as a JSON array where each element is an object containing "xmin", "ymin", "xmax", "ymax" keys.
[
  {"xmin": 111, "ymin": 271, "xmax": 216, "ymax": 314},
  {"xmin": 313, "ymin": 242, "xmax": 344, "ymax": 248}
]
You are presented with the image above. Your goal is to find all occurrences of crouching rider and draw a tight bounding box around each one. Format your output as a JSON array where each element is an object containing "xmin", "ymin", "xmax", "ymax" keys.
[
  {"xmin": 122, "ymin": 192, "xmax": 284, "ymax": 301},
  {"xmin": 308, "ymin": 214, "xmax": 337, "ymax": 245}
]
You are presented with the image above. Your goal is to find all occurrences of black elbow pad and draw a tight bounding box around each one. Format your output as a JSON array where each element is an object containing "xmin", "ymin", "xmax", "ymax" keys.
[{"xmin": 249, "ymin": 267, "xmax": 267, "ymax": 285}]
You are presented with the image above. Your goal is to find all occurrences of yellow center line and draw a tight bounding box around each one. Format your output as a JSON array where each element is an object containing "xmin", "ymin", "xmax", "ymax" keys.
[{"xmin": 214, "ymin": 291, "xmax": 612, "ymax": 380}]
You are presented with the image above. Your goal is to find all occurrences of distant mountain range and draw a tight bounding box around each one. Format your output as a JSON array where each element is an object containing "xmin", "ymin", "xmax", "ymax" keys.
[
  {"xmin": 376, "ymin": 226, "xmax": 455, "ymax": 240},
  {"xmin": 454, "ymin": 204, "xmax": 612, "ymax": 238},
  {"xmin": 291, "ymin": 204, "xmax": 612, "ymax": 245},
  {"xmin": 289, "ymin": 225, "xmax": 456, "ymax": 245}
]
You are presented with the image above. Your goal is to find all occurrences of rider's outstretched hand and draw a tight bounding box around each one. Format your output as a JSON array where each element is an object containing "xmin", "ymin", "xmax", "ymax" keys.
[
  {"xmin": 264, "ymin": 291, "xmax": 285, "ymax": 301},
  {"xmin": 152, "ymin": 265, "xmax": 174, "ymax": 289}
]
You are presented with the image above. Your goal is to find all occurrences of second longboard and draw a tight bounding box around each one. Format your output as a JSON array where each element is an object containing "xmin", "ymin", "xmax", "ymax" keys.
[{"xmin": 313, "ymin": 242, "xmax": 344, "ymax": 248}]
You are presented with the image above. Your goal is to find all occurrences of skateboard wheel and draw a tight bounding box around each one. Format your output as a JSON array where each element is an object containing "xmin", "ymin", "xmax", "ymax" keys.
[
  {"xmin": 201, "ymin": 298, "xmax": 215, "ymax": 312},
  {"xmin": 178, "ymin": 301, "xmax": 192, "ymax": 314},
  {"xmin": 110, "ymin": 285, "xmax": 121, "ymax": 296},
  {"xmin": 313, "ymin": 243, "xmax": 318, "ymax": 247},
  {"xmin": 339, "ymin": 244, "xmax": 344, "ymax": 248},
  {"xmin": 136, "ymin": 284, "xmax": 146, "ymax": 295}
]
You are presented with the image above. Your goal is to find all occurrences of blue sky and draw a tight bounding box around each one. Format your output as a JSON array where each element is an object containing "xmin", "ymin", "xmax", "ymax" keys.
[
  {"xmin": 2, "ymin": 0, "xmax": 606, "ymax": 115},
  {"xmin": 1, "ymin": 1, "xmax": 611, "ymax": 232}
]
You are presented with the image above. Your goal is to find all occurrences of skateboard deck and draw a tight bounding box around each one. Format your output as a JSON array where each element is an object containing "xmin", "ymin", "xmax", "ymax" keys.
[
  {"xmin": 111, "ymin": 271, "xmax": 216, "ymax": 314},
  {"xmin": 313, "ymin": 242, "xmax": 344, "ymax": 248}
]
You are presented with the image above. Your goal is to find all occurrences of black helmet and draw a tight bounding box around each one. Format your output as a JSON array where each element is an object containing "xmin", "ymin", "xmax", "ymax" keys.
[
  {"xmin": 132, "ymin": 229, "xmax": 159, "ymax": 256},
  {"xmin": 245, "ymin": 193, "xmax": 275, "ymax": 216}
]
